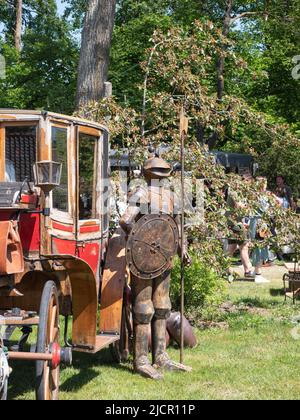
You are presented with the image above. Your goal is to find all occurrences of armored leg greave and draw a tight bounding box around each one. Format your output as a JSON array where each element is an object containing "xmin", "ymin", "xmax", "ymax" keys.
[
  {"xmin": 152, "ymin": 273, "xmax": 192, "ymax": 373},
  {"xmin": 131, "ymin": 276, "xmax": 163, "ymax": 380},
  {"xmin": 152, "ymin": 273, "xmax": 171, "ymax": 365},
  {"xmin": 153, "ymin": 319, "xmax": 193, "ymax": 373}
]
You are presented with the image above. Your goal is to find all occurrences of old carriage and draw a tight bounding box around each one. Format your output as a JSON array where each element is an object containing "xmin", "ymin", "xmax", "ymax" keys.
[{"xmin": 0, "ymin": 110, "xmax": 129, "ymax": 400}]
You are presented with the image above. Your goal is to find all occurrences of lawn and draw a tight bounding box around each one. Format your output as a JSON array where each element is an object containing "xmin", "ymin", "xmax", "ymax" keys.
[{"xmin": 7, "ymin": 268, "xmax": 300, "ymax": 400}]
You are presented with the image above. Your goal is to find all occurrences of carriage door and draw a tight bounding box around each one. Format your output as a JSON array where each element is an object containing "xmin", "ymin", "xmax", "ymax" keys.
[{"xmin": 76, "ymin": 127, "xmax": 107, "ymax": 281}]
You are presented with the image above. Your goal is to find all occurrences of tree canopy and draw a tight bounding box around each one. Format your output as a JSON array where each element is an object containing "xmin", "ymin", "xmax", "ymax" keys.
[
  {"xmin": 1, "ymin": 0, "xmax": 299, "ymax": 181},
  {"xmin": 0, "ymin": 0, "xmax": 299, "ymax": 274}
]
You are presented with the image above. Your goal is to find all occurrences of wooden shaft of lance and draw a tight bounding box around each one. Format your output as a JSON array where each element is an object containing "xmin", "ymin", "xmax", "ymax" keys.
[
  {"xmin": 180, "ymin": 128, "xmax": 186, "ymax": 365},
  {"xmin": 179, "ymin": 107, "xmax": 188, "ymax": 364}
]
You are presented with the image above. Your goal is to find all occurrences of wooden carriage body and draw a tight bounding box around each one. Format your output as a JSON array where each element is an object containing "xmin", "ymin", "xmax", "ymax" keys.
[{"xmin": 0, "ymin": 110, "xmax": 127, "ymax": 359}]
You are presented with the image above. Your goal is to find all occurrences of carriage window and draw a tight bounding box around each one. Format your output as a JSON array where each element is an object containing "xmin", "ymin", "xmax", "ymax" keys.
[
  {"xmin": 79, "ymin": 133, "xmax": 98, "ymax": 220},
  {"xmin": 5, "ymin": 126, "xmax": 36, "ymax": 182},
  {"xmin": 52, "ymin": 127, "xmax": 68, "ymax": 212},
  {"xmin": 102, "ymin": 131, "xmax": 109, "ymax": 232}
]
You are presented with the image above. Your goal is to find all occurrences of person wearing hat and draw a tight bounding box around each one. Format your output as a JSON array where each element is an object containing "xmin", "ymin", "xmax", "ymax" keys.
[{"xmin": 120, "ymin": 154, "xmax": 192, "ymax": 380}]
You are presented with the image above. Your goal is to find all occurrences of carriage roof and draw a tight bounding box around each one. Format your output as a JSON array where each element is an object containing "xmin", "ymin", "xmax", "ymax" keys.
[{"xmin": 0, "ymin": 109, "xmax": 108, "ymax": 133}]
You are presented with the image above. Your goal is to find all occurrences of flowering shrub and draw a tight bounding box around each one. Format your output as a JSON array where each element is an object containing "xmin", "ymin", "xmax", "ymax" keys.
[{"xmin": 170, "ymin": 254, "xmax": 227, "ymax": 313}]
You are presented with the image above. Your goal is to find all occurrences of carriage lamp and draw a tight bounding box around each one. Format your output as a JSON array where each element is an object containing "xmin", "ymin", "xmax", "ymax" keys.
[
  {"xmin": 33, "ymin": 161, "xmax": 62, "ymax": 193},
  {"xmin": 33, "ymin": 161, "xmax": 62, "ymax": 224}
]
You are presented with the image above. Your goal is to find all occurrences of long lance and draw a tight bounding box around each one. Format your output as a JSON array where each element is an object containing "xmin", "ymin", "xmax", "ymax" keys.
[{"xmin": 179, "ymin": 108, "xmax": 188, "ymax": 364}]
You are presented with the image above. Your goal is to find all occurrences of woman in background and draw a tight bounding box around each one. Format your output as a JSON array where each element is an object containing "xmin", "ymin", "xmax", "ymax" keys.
[{"xmin": 250, "ymin": 177, "xmax": 272, "ymax": 284}]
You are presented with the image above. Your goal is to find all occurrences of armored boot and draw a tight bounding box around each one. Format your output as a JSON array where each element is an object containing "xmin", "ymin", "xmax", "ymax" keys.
[
  {"xmin": 153, "ymin": 318, "xmax": 192, "ymax": 373},
  {"xmin": 134, "ymin": 323, "xmax": 163, "ymax": 380}
]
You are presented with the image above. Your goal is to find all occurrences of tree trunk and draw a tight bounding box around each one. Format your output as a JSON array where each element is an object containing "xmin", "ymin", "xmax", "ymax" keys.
[
  {"xmin": 15, "ymin": 0, "xmax": 22, "ymax": 52},
  {"xmin": 76, "ymin": 0, "xmax": 117, "ymax": 110},
  {"xmin": 217, "ymin": 0, "xmax": 233, "ymax": 102},
  {"xmin": 208, "ymin": 0, "xmax": 233, "ymax": 149}
]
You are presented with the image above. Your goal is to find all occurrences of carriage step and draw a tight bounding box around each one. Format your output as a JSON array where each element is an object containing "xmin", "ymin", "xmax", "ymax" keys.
[{"xmin": 73, "ymin": 334, "xmax": 120, "ymax": 354}]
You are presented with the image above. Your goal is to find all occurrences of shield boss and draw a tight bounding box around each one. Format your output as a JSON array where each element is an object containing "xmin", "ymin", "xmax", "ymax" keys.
[{"xmin": 126, "ymin": 214, "xmax": 179, "ymax": 280}]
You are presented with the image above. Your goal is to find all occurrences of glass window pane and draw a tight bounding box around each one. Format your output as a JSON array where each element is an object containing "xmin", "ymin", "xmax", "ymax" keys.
[
  {"xmin": 102, "ymin": 132, "xmax": 109, "ymax": 232},
  {"xmin": 52, "ymin": 127, "xmax": 68, "ymax": 212},
  {"xmin": 79, "ymin": 133, "xmax": 98, "ymax": 220},
  {"xmin": 5, "ymin": 126, "xmax": 36, "ymax": 182}
]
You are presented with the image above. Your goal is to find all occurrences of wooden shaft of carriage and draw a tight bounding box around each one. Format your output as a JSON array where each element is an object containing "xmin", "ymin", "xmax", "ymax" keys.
[{"xmin": 180, "ymin": 109, "xmax": 189, "ymax": 364}]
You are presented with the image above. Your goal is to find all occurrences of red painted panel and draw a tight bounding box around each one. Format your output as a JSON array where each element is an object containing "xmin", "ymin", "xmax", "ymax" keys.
[
  {"xmin": 52, "ymin": 237, "xmax": 100, "ymax": 276},
  {"xmin": 52, "ymin": 222, "xmax": 73, "ymax": 233},
  {"xmin": 78, "ymin": 242, "xmax": 100, "ymax": 275},
  {"xmin": 0, "ymin": 210, "xmax": 40, "ymax": 253},
  {"xmin": 80, "ymin": 225, "xmax": 100, "ymax": 234},
  {"xmin": 52, "ymin": 237, "xmax": 76, "ymax": 257},
  {"xmin": 20, "ymin": 193, "xmax": 38, "ymax": 206},
  {"xmin": 19, "ymin": 213, "xmax": 40, "ymax": 252}
]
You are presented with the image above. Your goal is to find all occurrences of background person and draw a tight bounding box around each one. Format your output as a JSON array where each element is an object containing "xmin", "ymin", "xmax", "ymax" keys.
[
  {"xmin": 226, "ymin": 173, "xmax": 254, "ymax": 278},
  {"xmin": 250, "ymin": 177, "xmax": 271, "ymax": 284},
  {"xmin": 275, "ymin": 175, "xmax": 295, "ymax": 210}
]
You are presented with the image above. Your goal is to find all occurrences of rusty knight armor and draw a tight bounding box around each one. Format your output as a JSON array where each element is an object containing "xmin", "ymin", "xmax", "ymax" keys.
[{"xmin": 120, "ymin": 156, "xmax": 191, "ymax": 380}]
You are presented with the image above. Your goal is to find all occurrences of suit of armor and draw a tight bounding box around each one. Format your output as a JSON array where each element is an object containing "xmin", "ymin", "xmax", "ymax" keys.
[{"xmin": 120, "ymin": 156, "xmax": 191, "ymax": 380}]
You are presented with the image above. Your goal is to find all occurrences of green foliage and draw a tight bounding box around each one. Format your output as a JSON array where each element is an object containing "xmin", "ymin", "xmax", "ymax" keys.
[
  {"xmin": 245, "ymin": 1, "xmax": 300, "ymax": 124},
  {"xmin": 80, "ymin": 19, "xmax": 300, "ymax": 265},
  {"xmin": 0, "ymin": 0, "xmax": 78, "ymax": 113},
  {"xmin": 115, "ymin": 0, "xmax": 171, "ymax": 26},
  {"xmin": 62, "ymin": 0, "xmax": 86, "ymax": 29},
  {"xmin": 170, "ymin": 254, "xmax": 227, "ymax": 313},
  {"xmin": 110, "ymin": 13, "xmax": 173, "ymax": 108}
]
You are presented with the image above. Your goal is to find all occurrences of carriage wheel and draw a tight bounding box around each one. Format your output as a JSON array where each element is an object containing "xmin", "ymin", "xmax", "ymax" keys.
[{"xmin": 36, "ymin": 281, "xmax": 60, "ymax": 401}]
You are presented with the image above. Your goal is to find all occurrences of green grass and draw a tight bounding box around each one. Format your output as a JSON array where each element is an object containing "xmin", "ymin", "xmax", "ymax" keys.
[{"xmin": 7, "ymin": 275, "xmax": 300, "ymax": 400}]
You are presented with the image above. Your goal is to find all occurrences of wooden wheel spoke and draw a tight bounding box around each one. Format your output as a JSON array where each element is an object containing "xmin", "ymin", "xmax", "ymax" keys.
[
  {"xmin": 44, "ymin": 364, "xmax": 51, "ymax": 400},
  {"xmin": 36, "ymin": 281, "xmax": 60, "ymax": 401},
  {"xmin": 49, "ymin": 304, "xmax": 58, "ymax": 343},
  {"xmin": 47, "ymin": 299, "xmax": 56, "ymax": 341},
  {"xmin": 50, "ymin": 368, "xmax": 59, "ymax": 393},
  {"xmin": 51, "ymin": 327, "xmax": 59, "ymax": 344}
]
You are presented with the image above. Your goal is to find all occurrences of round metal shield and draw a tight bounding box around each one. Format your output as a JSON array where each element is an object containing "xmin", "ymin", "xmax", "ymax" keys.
[{"xmin": 126, "ymin": 214, "xmax": 179, "ymax": 280}]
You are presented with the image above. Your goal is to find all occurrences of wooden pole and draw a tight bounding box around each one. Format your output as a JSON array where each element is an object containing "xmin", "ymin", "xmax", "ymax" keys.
[{"xmin": 179, "ymin": 108, "xmax": 188, "ymax": 364}]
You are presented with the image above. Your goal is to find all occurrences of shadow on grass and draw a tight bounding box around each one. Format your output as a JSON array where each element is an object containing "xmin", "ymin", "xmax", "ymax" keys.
[
  {"xmin": 232, "ymin": 278, "xmax": 256, "ymax": 283},
  {"xmin": 61, "ymin": 349, "xmax": 133, "ymax": 393},
  {"xmin": 234, "ymin": 290, "xmax": 288, "ymax": 308},
  {"xmin": 270, "ymin": 288, "xmax": 285, "ymax": 297},
  {"xmin": 8, "ymin": 360, "xmax": 35, "ymax": 400},
  {"xmin": 234, "ymin": 297, "xmax": 271, "ymax": 309}
]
